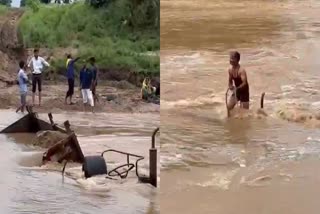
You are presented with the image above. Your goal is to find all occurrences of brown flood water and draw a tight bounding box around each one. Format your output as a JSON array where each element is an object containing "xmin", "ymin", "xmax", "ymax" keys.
[
  {"xmin": 0, "ymin": 110, "xmax": 159, "ymax": 214},
  {"xmin": 160, "ymin": 0, "xmax": 320, "ymax": 213}
]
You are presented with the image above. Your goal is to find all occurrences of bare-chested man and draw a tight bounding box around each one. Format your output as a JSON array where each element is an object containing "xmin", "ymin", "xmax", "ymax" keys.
[{"xmin": 227, "ymin": 51, "xmax": 250, "ymax": 110}]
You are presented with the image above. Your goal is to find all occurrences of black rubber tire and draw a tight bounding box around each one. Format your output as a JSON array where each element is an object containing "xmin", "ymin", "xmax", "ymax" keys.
[{"xmin": 82, "ymin": 156, "xmax": 107, "ymax": 178}]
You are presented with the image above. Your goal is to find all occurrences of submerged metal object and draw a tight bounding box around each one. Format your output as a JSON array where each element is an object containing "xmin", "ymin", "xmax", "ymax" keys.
[
  {"xmin": 0, "ymin": 108, "xmax": 85, "ymax": 164},
  {"xmin": 42, "ymin": 114, "xmax": 85, "ymax": 164},
  {"xmin": 0, "ymin": 106, "xmax": 53, "ymax": 133},
  {"xmin": 1, "ymin": 108, "xmax": 159, "ymax": 187},
  {"xmin": 62, "ymin": 127, "xmax": 160, "ymax": 187}
]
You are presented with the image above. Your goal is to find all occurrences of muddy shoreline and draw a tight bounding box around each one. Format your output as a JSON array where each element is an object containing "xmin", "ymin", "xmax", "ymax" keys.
[{"xmin": 0, "ymin": 80, "xmax": 159, "ymax": 114}]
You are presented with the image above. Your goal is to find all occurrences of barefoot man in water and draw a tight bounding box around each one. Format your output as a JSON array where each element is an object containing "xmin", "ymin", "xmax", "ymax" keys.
[{"xmin": 227, "ymin": 51, "xmax": 250, "ymax": 110}]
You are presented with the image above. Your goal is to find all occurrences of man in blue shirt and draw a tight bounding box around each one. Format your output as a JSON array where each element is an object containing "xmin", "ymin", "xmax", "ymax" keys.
[
  {"xmin": 79, "ymin": 62, "xmax": 94, "ymax": 112},
  {"xmin": 65, "ymin": 54, "xmax": 80, "ymax": 105},
  {"xmin": 16, "ymin": 60, "xmax": 28, "ymax": 113}
]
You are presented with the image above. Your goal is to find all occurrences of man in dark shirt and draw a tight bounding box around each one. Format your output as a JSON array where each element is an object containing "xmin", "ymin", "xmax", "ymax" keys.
[
  {"xmin": 79, "ymin": 63, "xmax": 94, "ymax": 112},
  {"xmin": 65, "ymin": 54, "xmax": 80, "ymax": 105},
  {"xmin": 88, "ymin": 57, "xmax": 99, "ymax": 105}
]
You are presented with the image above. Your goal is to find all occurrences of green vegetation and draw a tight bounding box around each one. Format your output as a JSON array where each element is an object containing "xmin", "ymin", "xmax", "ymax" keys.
[
  {"xmin": 0, "ymin": 4, "xmax": 9, "ymax": 13},
  {"xmin": 20, "ymin": 0, "xmax": 26, "ymax": 7},
  {"xmin": 19, "ymin": 0, "xmax": 160, "ymax": 76},
  {"xmin": 0, "ymin": 0, "xmax": 11, "ymax": 6}
]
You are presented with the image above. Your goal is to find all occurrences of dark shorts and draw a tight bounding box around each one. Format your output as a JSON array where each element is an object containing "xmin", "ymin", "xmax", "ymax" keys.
[
  {"xmin": 66, "ymin": 78, "xmax": 74, "ymax": 97},
  {"xmin": 20, "ymin": 92, "xmax": 27, "ymax": 106},
  {"xmin": 236, "ymin": 87, "xmax": 250, "ymax": 102},
  {"xmin": 32, "ymin": 73, "xmax": 42, "ymax": 93}
]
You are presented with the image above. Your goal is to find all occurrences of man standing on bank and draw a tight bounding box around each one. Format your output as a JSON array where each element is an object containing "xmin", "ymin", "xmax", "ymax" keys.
[
  {"xmin": 65, "ymin": 54, "xmax": 80, "ymax": 105},
  {"xmin": 227, "ymin": 51, "xmax": 250, "ymax": 110},
  {"xmin": 88, "ymin": 57, "xmax": 99, "ymax": 105},
  {"xmin": 28, "ymin": 49, "xmax": 50, "ymax": 106}
]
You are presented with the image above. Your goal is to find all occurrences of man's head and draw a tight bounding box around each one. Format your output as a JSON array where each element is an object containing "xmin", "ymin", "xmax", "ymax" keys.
[
  {"xmin": 67, "ymin": 54, "xmax": 72, "ymax": 59},
  {"xmin": 89, "ymin": 57, "xmax": 95, "ymax": 65},
  {"xmin": 19, "ymin": 60, "xmax": 25, "ymax": 69},
  {"xmin": 34, "ymin": 49, "xmax": 39, "ymax": 58},
  {"xmin": 229, "ymin": 51, "xmax": 240, "ymax": 67}
]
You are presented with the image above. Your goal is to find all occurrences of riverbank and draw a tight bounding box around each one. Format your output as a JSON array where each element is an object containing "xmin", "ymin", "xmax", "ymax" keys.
[
  {"xmin": 0, "ymin": 80, "xmax": 160, "ymax": 114},
  {"xmin": 0, "ymin": 1, "xmax": 159, "ymax": 114}
]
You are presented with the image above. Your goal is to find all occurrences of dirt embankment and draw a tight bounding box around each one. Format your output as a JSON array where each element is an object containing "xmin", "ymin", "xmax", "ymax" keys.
[
  {"xmin": 0, "ymin": 9, "xmax": 25, "ymax": 87},
  {"xmin": 0, "ymin": 9, "xmax": 159, "ymax": 114}
]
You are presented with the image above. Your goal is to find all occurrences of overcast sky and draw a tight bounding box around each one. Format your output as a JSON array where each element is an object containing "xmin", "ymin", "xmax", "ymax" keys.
[{"xmin": 11, "ymin": 0, "xmax": 21, "ymax": 8}]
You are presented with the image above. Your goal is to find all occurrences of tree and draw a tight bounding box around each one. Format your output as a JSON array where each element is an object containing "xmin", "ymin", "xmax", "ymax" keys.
[
  {"xmin": 86, "ymin": 0, "xmax": 110, "ymax": 8},
  {"xmin": 20, "ymin": 0, "xmax": 26, "ymax": 7},
  {"xmin": 0, "ymin": 0, "xmax": 11, "ymax": 6},
  {"xmin": 26, "ymin": 0, "xmax": 40, "ymax": 12}
]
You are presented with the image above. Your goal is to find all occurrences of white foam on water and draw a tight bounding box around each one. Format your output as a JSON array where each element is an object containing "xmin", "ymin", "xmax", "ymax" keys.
[
  {"xmin": 192, "ymin": 169, "xmax": 239, "ymax": 190},
  {"xmin": 161, "ymin": 94, "xmax": 224, "ymax": 110}
]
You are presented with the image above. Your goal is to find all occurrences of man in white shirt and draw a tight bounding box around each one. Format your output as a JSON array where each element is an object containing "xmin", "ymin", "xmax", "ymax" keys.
[{"xmin": 27, "ymin": 49, "xmax": 50, "ymax": 106}]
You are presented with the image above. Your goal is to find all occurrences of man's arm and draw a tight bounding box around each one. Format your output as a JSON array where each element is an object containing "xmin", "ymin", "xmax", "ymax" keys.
[
  {"xmin": 41, "ymin": 57, "xmax": 50, "ymax": 67},
  {"xmin": 27, "ymin": 57, "xmax": 33, "ymax": 69},
  {"xmin": 73, "ymin": 57, "xmax": 81, "ymax": 63},
  {"xmin": 236, "ymin": 69, "xmax": 248, "ymax": 90},
  {"xmin": 23, "ymin": 72, "xmax": 28, "ymax": 82}
]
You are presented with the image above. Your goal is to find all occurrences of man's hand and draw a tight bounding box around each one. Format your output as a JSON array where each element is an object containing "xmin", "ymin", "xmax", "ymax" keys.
[{"xmin": 229, "ymin": 85, "xmax": 235, "ymax": 90}]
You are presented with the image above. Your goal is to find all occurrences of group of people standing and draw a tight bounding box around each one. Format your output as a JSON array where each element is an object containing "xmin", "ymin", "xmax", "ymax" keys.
[
  {"xmin": 65, "ymin": 54, "xmax": 99, "ymax": 112},
  {"xmin": 16, "ymin": 48, "xmax": 99, "ymax": 113},
  {"xmin": 16, "ymin": 49, "xmax": 50, "ymax": 113}
]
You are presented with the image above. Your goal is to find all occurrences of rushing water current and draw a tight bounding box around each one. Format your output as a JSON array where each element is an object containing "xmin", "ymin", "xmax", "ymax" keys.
[
  {"xmin": 0, "ymin": 110, "xmax": 159, "ymax": 214},
  {"xmin": 160, "ymin": 0, "xmax": 320, "ymax": 213}
]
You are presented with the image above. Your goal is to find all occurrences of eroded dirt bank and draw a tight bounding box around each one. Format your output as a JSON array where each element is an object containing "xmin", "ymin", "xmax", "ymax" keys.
[{"xmin": 0, "ymin": 9, "xmax": 159, "ymax": 114}]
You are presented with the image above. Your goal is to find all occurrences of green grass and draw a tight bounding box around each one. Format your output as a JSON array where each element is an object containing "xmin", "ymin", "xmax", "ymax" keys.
[
  {"xmin": 18, "ymin": 1, "xmax": 160, "ymax": 76},
  {"xmin": 0, "ymin": 5, "xmax": 9, "ymax": 15}
]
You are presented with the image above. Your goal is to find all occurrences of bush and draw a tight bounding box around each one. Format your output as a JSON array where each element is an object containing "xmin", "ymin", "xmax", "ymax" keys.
[
  {"xmin": 0, "ymin": 5, "xmax": 8, "ymax": 14},
  {"xmin": 26, "ymin": 0, "xmax": 40, "ymax": 12},
  {"xmin": 19, "ymin": 2, "xmax": 159, "ymax": 75}
]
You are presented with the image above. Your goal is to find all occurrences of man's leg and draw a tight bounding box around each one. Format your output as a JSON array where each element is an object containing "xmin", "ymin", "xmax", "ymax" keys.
[
  {"xmin": 240, "ymin": 102, "xmax": 249, "ymax": 109},
  {"xmin": 92, "ymin": 85, "xmax": 98, "ymax": 105},
  {"xmin": 65, "ymin": 79, "xmax": 71, "ymax": 104},
  {"xmin": 81, "ymin": 89, "xmax": 87, "ymax": 112},
  {"xmin": 16, "ymin": 106, "xmax": 21, "ymax": 113},
  {"xmin": 21, "ymin": 93, "xmax": 26, "ymax": 113},
  {"xmin": 32, "ymin": 74, "xmax": 36, "ymax": 106},
  {"xmin": 38, "ymin": 75, "xmax": 42, "ymax": 106},
  {"xmin": 69, "ymin": 79, "xmax": 74, "ymax": 104},
  {"xmin": 88, "ymin": 89, "xmax": 95, "ymax": 113},
  {"xmin": 65, "ymin": 93, "xmax": 69, "ymax": 104},
  {"xmin": 239, "ymin": 91, "xmax": 249, "ymax": 109}
]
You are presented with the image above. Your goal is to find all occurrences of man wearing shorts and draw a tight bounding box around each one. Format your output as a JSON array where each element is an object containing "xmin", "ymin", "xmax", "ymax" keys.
[
  {"xmin": 227, "ymin": 51, "xmax": 250, "ymax": 110},
  {"xmin": 88, "ymin": 57, "xmax": 99, "ymax": 104},
  {"xmin": 28, "ymin": 49, "xmax": 50, "ymax": 106},
  {"xmin": 65, "ymin": 54, "xmax": 80, "ymax": 105},
  {"xmin": 16, "ymin": 61, "xmax": 28, "ymax": 113},
  {"xmin": 79, "ymin": 63, "xmax": 94, "ymax": 112}
]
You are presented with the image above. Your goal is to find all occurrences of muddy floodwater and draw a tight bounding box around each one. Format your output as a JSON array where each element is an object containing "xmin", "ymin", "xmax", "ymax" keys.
[
  {"xmin": 161, "ymin": 0, "xmax": 320, "ymax": 213},
  {"xmin": 0, "ymin": 110, "xmax": 159, "ymax": 214}
]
